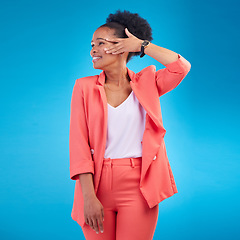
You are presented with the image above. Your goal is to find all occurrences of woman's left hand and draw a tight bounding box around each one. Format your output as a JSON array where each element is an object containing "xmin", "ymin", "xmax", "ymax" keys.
[{"xmin": 104, "ymin": 28, "xmax": 143, "ymax": 54}]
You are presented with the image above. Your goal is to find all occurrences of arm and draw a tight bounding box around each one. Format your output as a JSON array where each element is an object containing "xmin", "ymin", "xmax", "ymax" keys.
[
  {"xmin": 103, "ymin": 28, "xmax": 191, "ymax": 97},
  {"xmin": 103, "ymin": 27, "xmax": 184, "ymax": 66},
  {"xmin": 141, "ymin": 39, "xmax": 191, "ymax": 97},
  {"xmin": 69, "ymin": 79, "xmax": 94, "ymax": 180},
  {"xmin": 79, "ymin": 173, "xmax": 96, "ymax": 200},
  {"xmin": 79, "ymin": 173, "xmax": 105, "ymax": 234},
  {"xmin": 144, "ymin": 43, "xmax": 179, "ymax": 65},
  {"xmin": 69, "ymin": 79, "xmax": 104, "ymax": 234},
  {"xmin": 154, "ymin": 53, "xmax": 191, "ymax": 97}
]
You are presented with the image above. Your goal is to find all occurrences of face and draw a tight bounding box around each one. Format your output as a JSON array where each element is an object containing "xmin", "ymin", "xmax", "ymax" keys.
[{"xmin": 90, "ymin": 27, "xmax": 126, "ymax": 70}]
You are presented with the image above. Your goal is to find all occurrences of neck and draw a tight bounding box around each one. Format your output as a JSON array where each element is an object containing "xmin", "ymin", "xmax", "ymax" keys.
[{"xmin": 104, "ymin": 64, "xmax": 129, "ymax": 87}]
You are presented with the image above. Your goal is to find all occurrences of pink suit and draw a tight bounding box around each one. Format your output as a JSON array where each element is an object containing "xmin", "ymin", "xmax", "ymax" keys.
[{"xmin": 69, "ymin": 54, "xmax": 191, "ymax": 233}]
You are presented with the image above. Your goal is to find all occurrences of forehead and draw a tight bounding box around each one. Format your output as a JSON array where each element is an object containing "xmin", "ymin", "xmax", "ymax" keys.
[{"xmin": 91, "ymin": 27, "xmax": 116, "ymax": 42}]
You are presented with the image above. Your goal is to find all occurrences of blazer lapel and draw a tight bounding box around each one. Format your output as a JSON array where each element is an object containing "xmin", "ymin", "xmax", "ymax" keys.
[
  {"xmin": 127, "ymin": 67, "xmax": 167, "ymax": 183},
  {"xmin": 94, "ymin": 73, "xmax": 108, "ymax": 192},
  {"xmin": 127, "ymin": 67, "xmax": 163, "ymax": 129}
]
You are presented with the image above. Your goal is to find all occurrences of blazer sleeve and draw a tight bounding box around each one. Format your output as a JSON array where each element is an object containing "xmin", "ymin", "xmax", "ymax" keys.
[
  {"xmin": 69, "ymin": 79, "xmax": 94, "ymax": 180},
  {"xmin": 155, "ymin": 54, "xmax": 191, "ymax": 97}
]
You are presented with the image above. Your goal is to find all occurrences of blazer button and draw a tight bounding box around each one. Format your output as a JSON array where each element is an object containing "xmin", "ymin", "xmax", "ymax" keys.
[
  {"xmin": 90, "ymin": 149, "xmax": 94, "ymax": 155},
  {"xmin": 153, "ymin": 155, "xmax": 157, "ymax": 160}
]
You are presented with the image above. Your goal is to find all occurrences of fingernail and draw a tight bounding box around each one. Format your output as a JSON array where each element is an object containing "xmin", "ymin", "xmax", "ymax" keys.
[
  {"xmin": 104, "ymin": 48, "xmax": 107, "ymax": 51},
  {"xmin": 96, "ymin": 231, "xmax": 99, "ymax": 234},
  {"xmin": 101, "ymin": 230, "xmax": 103, "ymax": 233},
  {"xmin": 106, "ymin": 51, "xmax": 109, "ymax": 53}
]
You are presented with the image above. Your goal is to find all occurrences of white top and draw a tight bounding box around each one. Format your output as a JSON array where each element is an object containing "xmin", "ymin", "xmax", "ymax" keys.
[{"xmin": 104, "ymin": 90, "xmax": 147, "ymax": 159}]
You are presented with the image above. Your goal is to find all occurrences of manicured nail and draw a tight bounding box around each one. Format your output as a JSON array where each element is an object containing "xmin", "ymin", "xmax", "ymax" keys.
[
  {"xmin": 96, "ymin": 231, "xmax": 99, "ymax": 234},
  {"xmin": 101, "ymin": 230, "xmax": 103, "ymax": 233},
  {"xmin": 106, "ymin": 51, "xmax": 109, "ymax": 53}
]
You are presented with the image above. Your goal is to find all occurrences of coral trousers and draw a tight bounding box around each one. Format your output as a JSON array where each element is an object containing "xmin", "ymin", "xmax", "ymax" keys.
[{"xmin": 82, "ymin": 156, "xmax": 159, "ymax": 240}]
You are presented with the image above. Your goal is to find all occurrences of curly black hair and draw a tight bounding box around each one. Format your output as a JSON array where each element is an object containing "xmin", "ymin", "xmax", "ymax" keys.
[{"xmin": 98, "ymin": 10, "xmax": 153, "ymax": 63}]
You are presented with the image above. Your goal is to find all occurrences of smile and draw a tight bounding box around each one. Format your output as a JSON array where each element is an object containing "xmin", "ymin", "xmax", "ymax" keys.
[{"xmin": 92, "ymin": 56, "xmax": 102, "ymax": 63}]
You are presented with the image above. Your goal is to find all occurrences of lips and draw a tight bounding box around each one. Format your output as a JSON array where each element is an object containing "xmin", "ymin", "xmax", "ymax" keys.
[{"xmin": 92, "ymin": 56, "xmax": 102, "ymax": 63}]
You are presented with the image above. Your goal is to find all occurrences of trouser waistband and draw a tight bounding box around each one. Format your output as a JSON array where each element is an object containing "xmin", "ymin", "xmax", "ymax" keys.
[{"xmin": 103, "ymin": 157, "xmax": 142, "ymax": 168}]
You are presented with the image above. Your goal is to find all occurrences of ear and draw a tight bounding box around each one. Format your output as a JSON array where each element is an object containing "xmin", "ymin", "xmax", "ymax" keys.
[{"xmin": 125, "ymin": 28, "xmax": 134, "ymax": 38}]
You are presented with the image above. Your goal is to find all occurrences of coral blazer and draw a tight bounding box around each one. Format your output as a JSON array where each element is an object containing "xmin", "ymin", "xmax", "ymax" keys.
[{"xmin": 69, "ymin": 53, "xmax": 191, "ymax": 227}]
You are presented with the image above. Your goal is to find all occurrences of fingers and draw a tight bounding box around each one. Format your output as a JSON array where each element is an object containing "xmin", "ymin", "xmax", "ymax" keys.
[
  {"xmin": 101, "ymin": 207, "xmax": 104, "ymax": 222},
  {"xmin": 83, "ymin": 197, "xmax": 105, "ymax": 234},
  {"xmin": 85, "ymin": 217, "xmax": 89, "ymax": 226},
  {"xmin": 91, "ymin": 218, "xmax": 100, "ymax": 234},
  {"xmin": 105, "ymin": 45, "xmax": 124, "ymax": 55},
  {"xmin": 104, "ymin": 38, "xmax": 126, "ymax": 54},
  {"xmin": 125, "ymin": 28, "xmax": 133, "ymax": 37},
  {"xmin": 99, "ymin": 207, "xmax": 104, "ymax": 233},
  {"xmin": 104, "ymin": 41, "xmax": 125, "ymax": 54},
  {"xmin": 104, "ymin": 38, "xmax": 122, "ymax": 43},
  {"xmin": 98, "ymin": 217, "xmax": 104, "ymax": 234},
  {"xmin": 87, "ymin": 218, "xmax": 94, "ymax": 230},
  {"xmin": 85, "ymin": 215, "xmax": 104, "ymax": 234}
]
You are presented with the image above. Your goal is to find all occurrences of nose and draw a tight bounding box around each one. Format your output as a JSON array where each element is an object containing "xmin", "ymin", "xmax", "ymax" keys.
[{"xmin": 90, "ymin": 47, "xmax": 97, "ymax": 57}]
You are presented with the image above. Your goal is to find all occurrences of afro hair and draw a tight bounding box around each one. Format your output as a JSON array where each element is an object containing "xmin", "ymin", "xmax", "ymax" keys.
[{"xmin": 98, "ymin": 10, "xmax": 153, "ymax": 63}]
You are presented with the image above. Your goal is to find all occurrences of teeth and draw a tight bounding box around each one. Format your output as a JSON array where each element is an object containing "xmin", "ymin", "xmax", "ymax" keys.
[{"xmin": 93, "ymin": 57, "xmax": 101, "ymax": 60}]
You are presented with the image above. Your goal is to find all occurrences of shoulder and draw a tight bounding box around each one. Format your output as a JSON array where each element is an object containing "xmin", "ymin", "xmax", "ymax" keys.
[
  {"xmin": 137, "ymin": 65, "xmax": 157, "ymax": 75},
  {"xmin": 72, "ymin": 74, "xmax": 99, "ymax": 96},
  {"xmin": 135, "ymin": 65, "xmax": 157, "ymax": 79},
  {"xmin": 75, "ymin": 74, "xmax": 99, "ymax": 86}
]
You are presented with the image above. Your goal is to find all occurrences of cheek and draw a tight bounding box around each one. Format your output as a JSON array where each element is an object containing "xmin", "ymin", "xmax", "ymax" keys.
[
  {"xmin": 106, "ymin": 55, "xmax": 120, "ymax": 65},
  {"xmin": 104, "ymin": 51, "xmax": 119, "ymax": 60}
]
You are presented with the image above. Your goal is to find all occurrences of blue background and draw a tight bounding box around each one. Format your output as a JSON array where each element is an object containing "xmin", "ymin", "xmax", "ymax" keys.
[{"xmin": 1, "ymin": 0, "xmax": 239, "ymax": 239}]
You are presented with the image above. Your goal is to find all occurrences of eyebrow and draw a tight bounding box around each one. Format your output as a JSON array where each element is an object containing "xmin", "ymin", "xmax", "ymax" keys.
[{"xmin": 91, "ymin": 38, "xmax": 106, "ymax": 43}]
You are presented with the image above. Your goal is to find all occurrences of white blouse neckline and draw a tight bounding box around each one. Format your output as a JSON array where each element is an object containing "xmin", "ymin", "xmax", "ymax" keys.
[{"xmin": 107, "ymin": 90, "xmax": 133, "ymax": 110}]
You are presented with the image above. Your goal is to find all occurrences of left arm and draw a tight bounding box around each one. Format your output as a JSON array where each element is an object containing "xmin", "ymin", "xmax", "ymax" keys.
[
  {"xmin": 104, "ymin": 27, "xmax": 180, "ymax": 65},
  {"xmin": 104, "ymin": 28, "xmax": 191, "ymax": 96},
  {"xmin": 144, "ymin": 43, "xmax": 179, "ymax": 66}
]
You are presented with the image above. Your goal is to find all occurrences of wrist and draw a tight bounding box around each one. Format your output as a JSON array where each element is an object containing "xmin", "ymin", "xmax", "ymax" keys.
[
  {"xmin": 140, "ymin": 40, "xmax": 150, "ymax": 58},
  {"xmin": 137, "ymin": 39, "xmax": 144, "ymax": 52},
  {"xmin": 83, "ymin": 192, "xmax": 96, "ymax": 201}
]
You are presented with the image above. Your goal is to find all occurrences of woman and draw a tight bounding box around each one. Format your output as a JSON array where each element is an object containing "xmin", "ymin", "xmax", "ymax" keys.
[{"xmin": 69, "ymin": 10, "xmax": 191, "ymax": 240}]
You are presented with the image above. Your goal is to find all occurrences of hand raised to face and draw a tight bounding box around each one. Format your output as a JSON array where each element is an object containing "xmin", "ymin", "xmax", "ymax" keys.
[{"xmin": 103, "ymin": 28, "xmax": 143, "ymax": 55}]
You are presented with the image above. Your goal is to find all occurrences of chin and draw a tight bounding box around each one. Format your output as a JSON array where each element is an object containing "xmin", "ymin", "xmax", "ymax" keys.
[
  {"xmin": 93, "ymin": 61, "xmax": 109, "ymax": 70},
  {"xmin": 92, "ymin": 58, "xmax": 116, "ymax": 70},
  {"xmin": 93, "ymin": 64, "xmax": 104, "ymax": 70}
]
